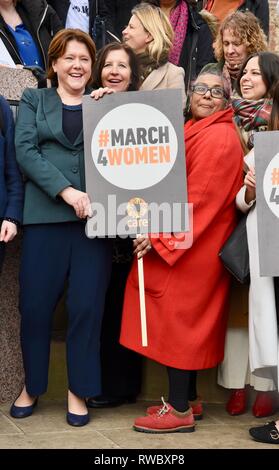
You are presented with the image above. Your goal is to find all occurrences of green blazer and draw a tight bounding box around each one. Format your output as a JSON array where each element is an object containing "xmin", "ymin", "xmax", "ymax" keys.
[{"xmin": 15, "ymin": 87, "xmax": 86, "ymax": 224}]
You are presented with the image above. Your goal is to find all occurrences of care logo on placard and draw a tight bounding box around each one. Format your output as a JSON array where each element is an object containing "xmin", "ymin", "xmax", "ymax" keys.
[
  {"xmin": 126, "ymin": 197, "xmax": 148, "ymax": 230},
  {"xmin": 91, "ymin": 103, "xmax": 178, "ymax": 190},
  {"xmin": 126, "ymin": 197, "xmax": 148, "ymax": 219},
  {"xmin": 263, "ymin": 152, "xmax": 279, "ymax": 218}
]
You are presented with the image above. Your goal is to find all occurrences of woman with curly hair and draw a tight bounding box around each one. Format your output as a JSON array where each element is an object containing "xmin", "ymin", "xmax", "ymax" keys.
[{"xmin": 213, "ymin": 10, "xmax": 267, "ymax": 94}]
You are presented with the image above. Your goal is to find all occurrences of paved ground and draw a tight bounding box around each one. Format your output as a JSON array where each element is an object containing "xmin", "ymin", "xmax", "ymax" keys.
[{"xmin": 0, "ymin": 399, "xmax": 278, "ymax": 449}]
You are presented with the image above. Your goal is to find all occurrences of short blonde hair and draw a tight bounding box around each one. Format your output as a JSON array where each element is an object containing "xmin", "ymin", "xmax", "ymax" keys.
[
  {"xmin": 214, "ymin": 11, "xmax": 268, "ymax": 63},
  {"xmin": 132, "ymin": 2, "xmax": 173, "ymax": 63}
]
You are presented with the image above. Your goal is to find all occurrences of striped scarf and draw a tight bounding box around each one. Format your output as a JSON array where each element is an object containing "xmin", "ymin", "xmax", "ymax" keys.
[
  {"xmin": 169, "ymin": 1, "xmax": 189, "ymax": 66},
  {"xmin": 232, "ymin": 97, "xmax": 272, "ymax": 148}
]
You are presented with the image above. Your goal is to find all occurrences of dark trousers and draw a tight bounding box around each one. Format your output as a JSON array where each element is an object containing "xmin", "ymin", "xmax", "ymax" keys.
[
  {"xmin": 19, "ymin": 223, "xmax": 112, "ymax": 397},
  {"xmin": 100, "ymin": 259, "xmax": 142, "ymax": 398}
]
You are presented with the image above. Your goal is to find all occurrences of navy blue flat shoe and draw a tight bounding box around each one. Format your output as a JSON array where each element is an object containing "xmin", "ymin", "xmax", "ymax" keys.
[
  {"xmin": 67, "ymin": 411, "xmax": 90, "ymax": 427},
  {"xmin": 10, "ymin": 398, "xmax": 38, "ymax": 419}
]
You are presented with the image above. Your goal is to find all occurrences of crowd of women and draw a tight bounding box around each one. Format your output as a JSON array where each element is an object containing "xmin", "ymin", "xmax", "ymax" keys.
[{"xmin": 0, "ymin": 0, "xmax": 279, "ymax": 445}]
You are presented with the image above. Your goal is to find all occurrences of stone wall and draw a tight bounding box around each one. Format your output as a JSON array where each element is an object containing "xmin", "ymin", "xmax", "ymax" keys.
[{"xmin": 269, "ymin": 0, "xmax": 279, "ymax": 52}]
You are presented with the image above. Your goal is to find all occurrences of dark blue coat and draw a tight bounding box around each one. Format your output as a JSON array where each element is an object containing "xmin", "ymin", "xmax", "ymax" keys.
[
  {"xmin": 47, "ymin": 0, "xmax": 113, "ymax": 39},
  {"xmin": 0, "ymin": 96, "xmax": 23, "ymax": 224},
  {"xmin": 238, "ymin": 0, "xmax": 269, "ymax": 38}
]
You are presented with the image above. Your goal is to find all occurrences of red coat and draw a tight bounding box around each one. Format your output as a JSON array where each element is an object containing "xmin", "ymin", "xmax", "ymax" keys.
[{"xmin": 120, "ymin": 108, "xmax": 243, "ymax": 369}]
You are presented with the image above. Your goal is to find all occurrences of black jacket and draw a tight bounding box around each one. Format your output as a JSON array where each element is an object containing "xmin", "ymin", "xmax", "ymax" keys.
[
  {"xmin": 0, "ymin": 0, "xmax": 62, "ymax": 69},
  {"xmin": 180, "ymin": 5, "xmax": 215, "ymax": 92},
  {"xmin": 48, "ymin": 0, "xmax": 114, "ymax": 38},
  {"xmin": 238, "ymin": 0, "xmax": 269, "ymax": 38},
  {"xmin": 203, "ymin": 0, "xmax": 269, "ymax": 38},
  {"xmin": 105, "ymin": 0, "xmax": 139, "ymax": 39}
]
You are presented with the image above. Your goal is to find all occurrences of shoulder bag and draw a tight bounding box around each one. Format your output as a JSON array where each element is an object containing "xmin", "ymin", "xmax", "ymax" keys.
[{"xmin": 219, "ymin": 215, "xmax": 250, "ymax": 284}]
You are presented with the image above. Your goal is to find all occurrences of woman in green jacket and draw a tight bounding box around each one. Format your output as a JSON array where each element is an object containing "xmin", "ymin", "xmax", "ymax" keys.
[{"xmin": 10, "ymin": 29, "xmax": 112, "ymax": 427}]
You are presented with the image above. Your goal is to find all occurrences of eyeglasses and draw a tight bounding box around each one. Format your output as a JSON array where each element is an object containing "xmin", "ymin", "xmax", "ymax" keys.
[{"xmin": 191, "ymin": 84, "xmax": 225, "ymax": 99}]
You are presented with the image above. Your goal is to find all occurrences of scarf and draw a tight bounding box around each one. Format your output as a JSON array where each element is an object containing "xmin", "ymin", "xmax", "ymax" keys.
[
  {"xmin": 222, "ymin": 62, "xmax": 243, "ymax": 97},
  {"xmin": 169, "ymin": 1, "xmax": 189, "ymax": 66},
  {"xmin": 224, "ymin": 61, "xmax": 242, "ymax": 81},
  {"xmin": 137, "ymin": 51, "xmax": 168, "ymax": 82},
  {"xmin": 232, "ymin": 97, "xmax": 272, "ymax": 148}
]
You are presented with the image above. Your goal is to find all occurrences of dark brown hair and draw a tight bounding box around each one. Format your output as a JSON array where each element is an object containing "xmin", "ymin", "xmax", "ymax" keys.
[
  {"xmin": 236, "ymin": 52, "xmax": 279, "ymax": 98},
  {"xmin": 47, "ymin": 29, "xmax": 96, "ymax": 86},
  {"xmin": 269, "ymin": 80, "xmax": 279, "ymax": 131},
  {"xmin": 92, "ymin": 42, "xmax": 140, "ymax": 91}
]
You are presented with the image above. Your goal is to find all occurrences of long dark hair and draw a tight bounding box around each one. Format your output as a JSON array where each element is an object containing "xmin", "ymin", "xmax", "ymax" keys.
[
  {"xmin": 92, "ymin": 42, "xmax": 140, "ymax": 91},
  {"xmin": 269, "ymin": 80, "xmax": 279, "ymax": 131},
  {"xmin": 236, "ymin": 52, "xmax": 279, "ymax": 98}
]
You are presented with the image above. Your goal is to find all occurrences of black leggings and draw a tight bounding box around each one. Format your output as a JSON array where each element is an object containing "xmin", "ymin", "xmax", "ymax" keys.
[{"xmin": 167, "ymin": 367, "xmax": 197, "ymax": 412}]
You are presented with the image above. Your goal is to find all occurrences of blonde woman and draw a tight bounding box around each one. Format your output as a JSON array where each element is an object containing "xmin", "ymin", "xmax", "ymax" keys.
[
  {"xmin": 144, "ymin": 1, "xmax": 215, "ymax": 94},
  {"xmin": 122, "ymin": 2, "xmax": 186, "ymax": 110}
]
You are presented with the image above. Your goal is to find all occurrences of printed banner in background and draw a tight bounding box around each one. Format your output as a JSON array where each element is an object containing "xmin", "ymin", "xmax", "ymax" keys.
[
  {"xmin": 83, "ymin": 89, "xmax": 188, "ymax": 237},
  {"xmin": 254, "ymin": 131, "xmax": 279, "ymax": 276}
]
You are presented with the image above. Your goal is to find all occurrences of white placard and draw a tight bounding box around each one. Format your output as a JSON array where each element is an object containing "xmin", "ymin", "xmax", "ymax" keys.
[
  {"xmin": 0, "ymin": 38, "xmax": 16, "ymax": 68},
  {"xmin": 254, "ymin": 131, "xmax": 279, "ymax": 276},
  {"xmin": 83, "ymin": 89, "xmax": 188, "ymax": 237}
]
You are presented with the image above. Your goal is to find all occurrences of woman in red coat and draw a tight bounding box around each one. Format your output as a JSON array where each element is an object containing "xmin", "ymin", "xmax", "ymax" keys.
[{"xmin": 120, "ymin": 64, "xmax": 244, "ymax": 433}]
